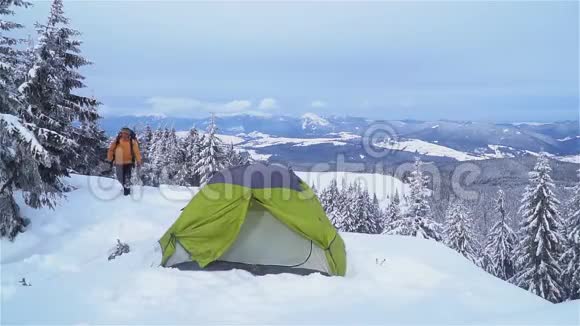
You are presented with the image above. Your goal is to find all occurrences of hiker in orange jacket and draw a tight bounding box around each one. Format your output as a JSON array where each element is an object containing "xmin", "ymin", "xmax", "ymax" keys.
[{"xmin": 107, "ymin": 127, "xmax": 142, "ymax": 196}]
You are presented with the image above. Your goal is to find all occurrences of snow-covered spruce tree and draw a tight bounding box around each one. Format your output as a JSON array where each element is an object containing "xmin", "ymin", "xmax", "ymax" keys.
[
  {"xmin": 150, "ymin": 128, "xmax": 166, "ymax": 186},
  {"xmin": 224, "ymin": 142, "xmax": 250, "ymax": 168},
  {"xmin": 338, "ymin": 181, "xmax": 361, "ymax": 232},
  {"xmin": 18, "ymin": 0, "xmax": 103, "ymax": 193},
  {"xmin": 1, "ymin": 0, "xmax": 55, "ymax": 239},
  {"xmin": 160, "ymin": 128, "xmax": 181, "ymax": 184},
  {"xmin": 319, "ymin": 179, "xmax": 339, "ymax": 213},
  {"xmin": 14, "ymin": 34, "xmax": 35, "ymax": 88},
  {"xmin": 317, "ymin": 180, "xmax": 328, "ymax": 209},
  {"xmin": 318, "ymin": 184, "xmax": 329, "ymax": 208},
  {"xmin": 385, "ymin": 158, "xmax": 442, "ymax": 241},
  {"xmin": 141, "ymin": 127, "xmax": 164, "ymax": 186},
  {"xmin": 138, "ymin": 124, "xmax": 154, "ymax": 159},
  {"xmin": 154, "ymin": 128, "xmax": 176, "ymax": 185},
  {"xmin": 382, "ymin": 191, "xmax": 401, "ymax": 234},
  {"xmin": 482, "ymin": 189, "xmax": 517, "ymax": 280},
  {"xmin": 319, "ymin": 178, "xmax": 345, "ymax": 228},
  {"xmin": 561, "ymin": 169, "xmax": 580, "ymax": 300},
  {"xmin": 147, "ymin": 127, "xmax": 180, "ymax": 185},
  {"xmin": 513, "ymin": 153, "xmax": 565, "ymax": 303},
  {"xmin": 444, "ymin": 201, "xmax": 480, "ymax": 264},
  {"xmin": 331, "ymin": 179, "xmax": 352, "ymax": 231},
  {"xmin": 0, "ymin": 0, "xmax": 28, "ymax": 118},
  {"xmin": 174, "ymin": 127, "xmax": 200, "ymax": 186},
  {"xmin": 353, "ymin": 183, "xmax": 379, "ymax": 234},
  {"xmin": 71, "ymin": 120, "xmax": 107, "ymax": 175},
  {"xmin": 337, "ymin": 181, "xmax": 381, "ymax": 234},
  {"xmin": 194, "ymin": 116, "xmax": 225, "ymax": 185},
  {"xmin": 371, "ymin": 194, "xmax": 384, "ymax": 233}
]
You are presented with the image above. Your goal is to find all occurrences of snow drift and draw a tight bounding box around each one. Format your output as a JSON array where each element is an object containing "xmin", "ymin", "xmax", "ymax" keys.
[{"xmin": 0, "ymin": 175, "xmax": 578, "ymax": 324}]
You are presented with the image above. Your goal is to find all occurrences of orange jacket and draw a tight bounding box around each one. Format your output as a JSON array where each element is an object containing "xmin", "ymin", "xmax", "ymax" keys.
[{"xmin": 107, "ymin": 138, "xmax": 142, "ymax": 165}]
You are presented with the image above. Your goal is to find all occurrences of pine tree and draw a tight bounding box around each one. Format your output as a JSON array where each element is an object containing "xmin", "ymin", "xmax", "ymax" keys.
[
  {"xmin": 444, "ymin": 201, "xmax": 480, "ymax": 264},
  {"xmin": 142, "ymin": 127, "xmax": 164, "ymax": 186},
  {"xmin": 386, "ymin": 158, "xmax": 442, "ymax": 241},
  {"xmin": 1, "ymin": 0, "xmax": 56, "ymax": 239},
  {"xmin": 561, "ymin": 169, "xmax": 580, "ymax": 300},
  {"xmin": 160, "ymin": 128, "xmax": 180, "ymax": 184},
  {"xmin": 224, "ymin": 142, "xmax": 250, "ymax": 168},
  {"xmin": 513, "ymin": 153, "xmax": 565, "ymax": 303},
  {"xmin": 155, "ymin": 128, "xmax": 173, "ymax": 185},
  {"xmin": 371, "ymin": 194, "xmax": 384, "ymax": 234},
  {"xmin": 138, "ymin": 124, "xmax": 154, "ymax": 159},
  {"xmin": 194, "ymin": 116, "xmax": 225, "ymax": 185},
  {"xmin": 331, "ymin": 179, "xmax": 351, "ymax": 231},
  {"xmin": 0, "ymin": 0, "xmax": 29, "ymax": 121},
  {"xmin": 14, "ymin": 34, "xmax": 35, "ymax": 86},
  {"xmin": 147, "ymin": 128, "xmax": 162, "ymax": 186},
  {"xmin": 319, "ymin": 179, "xmax": 345, "ymax": 228},
  {"xmin": 382, "ymin": 191, "xmax": 401, "ymax": 234},
  {"xmin": 18, "ymin": 0, "xmax": 103, "ymax": 195},
  {"xmin": 71, "ymin": 119, "xmax": 107, "ymax": 175},
  {"xmin": 335, "ymin": 181, "xmax": 381, "ymax": 234},
  {"xmin": 338, "ymin": 181, "xmax": 361, "ymax": 232},
  {"xmin": 482, "ymin": 189, "xmax": 517, "ymax": 280},
  {"xmin": 174, "ymin": 127, "xmax": 200, "ymax": 186},
  {"xmin": 319, "ymin": 179, "xmax": 339, "ymax": 213}
]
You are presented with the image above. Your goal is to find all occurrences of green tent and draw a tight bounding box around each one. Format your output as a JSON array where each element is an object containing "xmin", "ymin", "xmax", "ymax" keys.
[{"xmin": 159, "ymin": 163, "xmax": 347, "ymax": 276}]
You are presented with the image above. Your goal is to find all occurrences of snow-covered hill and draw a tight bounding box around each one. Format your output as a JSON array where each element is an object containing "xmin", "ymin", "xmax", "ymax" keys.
[
  {"xmin": 238, "ymin": 131, "xmax": 358, "ymax": 148},
  {"xmin": 1, "ymin": 175, "xmax": 577, "ymax": 324},
  {"xmin": 237, "ymin": 132, "xmax": 578, "ymax": 164},
  {"xmin": 376, "ymin": 138, "xmax": 484, "ymax": 161}
]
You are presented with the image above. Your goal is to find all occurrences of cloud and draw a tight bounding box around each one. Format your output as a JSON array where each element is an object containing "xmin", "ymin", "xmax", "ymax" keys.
[
  {"xmin": 219, "ymin": 100, "xmax": 252, "ymax": 113},
  {"xmin": 310, "ymin": 100, "xmax": 327, "ymax": 108},
  {"xmin": 141, "ymin": 97, "xmax": 254, "ymax": 117},
  {"xmin": 146, "ymin": 97, "xmax": 202, "ymax": 114},
  {"xmin": 258, "ymin": 98, "xmax": 278, "ymax": 110}
]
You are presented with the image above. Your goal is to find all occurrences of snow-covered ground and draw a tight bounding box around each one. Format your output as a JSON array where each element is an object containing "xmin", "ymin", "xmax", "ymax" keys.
[
  {"xmin": 557, "ymin": 136, "xmax": 580, "ymax": 142},
  {"xmin": 553, "ymin": 154, "xmax": 580, "ymax": 164},
  {"xmin": 511, "ymin": 122, "xmax": 552, "ymax": 126},
  {"xmin": 245, "ymin": 149, "xmax": 272, "ymax": 161},
  {"xmin": 526, "ymin": 151, "xmax": 580, "ymax": 164},
  {"xmin": 376, "ymin": 139, "xmax": 484, "ymax": 161},
  {"xmin": 481, "ymin": 144, "xmax": 517, "ymax": 159},
  {"xmin": 1, "ymin": 175, "xmax": 578, "ymax": 325},
  {"xmin": 240, "ymin": 132, "xmax": 357, "ymax": 148}
]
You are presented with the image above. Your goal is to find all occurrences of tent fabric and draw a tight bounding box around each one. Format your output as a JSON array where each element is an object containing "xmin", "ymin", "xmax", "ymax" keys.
[
  {"xmin": 164, "ymin": 202, "xmax": 331, "ymax": 274},
  {"xmin": 170, "ymin": 261, "xmax": 329, "ymax": 276},
  {"xmin": 219, "ymin": 202, "xmax": 331, "ymax": 274},
  {"xmin": 159, "ymin": 163, "xmax": 347, "ymax": 276}
]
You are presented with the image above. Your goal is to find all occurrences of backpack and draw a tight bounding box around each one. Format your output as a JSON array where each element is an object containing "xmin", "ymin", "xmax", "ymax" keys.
[{"xmin": 113, "ymin": 128, "xmax": 137, "ymax": 164}]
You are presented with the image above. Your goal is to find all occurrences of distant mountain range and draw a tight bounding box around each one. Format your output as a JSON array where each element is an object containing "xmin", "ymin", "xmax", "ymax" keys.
[
  {"xmin": 101, "ymin": 113, "xmax": 579, "ymax": 165},
  {"xmin": 100, "ymin": 113, "xmax": 369, "ymax": 137}
]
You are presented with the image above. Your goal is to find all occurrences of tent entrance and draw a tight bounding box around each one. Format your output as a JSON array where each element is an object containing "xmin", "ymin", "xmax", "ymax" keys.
[{"xmin": 166, "ymin": 201, "xmax": 330, "ymax": 275}]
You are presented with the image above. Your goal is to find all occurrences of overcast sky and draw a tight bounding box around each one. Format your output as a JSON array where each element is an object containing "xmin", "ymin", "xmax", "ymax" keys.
[{"xmin": 16, "ymin": 1, "xmax": 579, "ymax": 122}]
